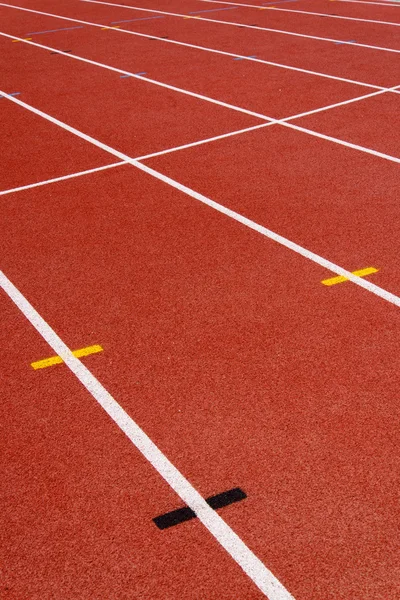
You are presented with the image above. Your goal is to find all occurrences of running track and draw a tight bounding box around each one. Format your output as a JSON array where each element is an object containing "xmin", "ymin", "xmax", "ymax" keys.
[{"xmin": 1, "ymin": 0, "xmax": 399, "ymax": 598}]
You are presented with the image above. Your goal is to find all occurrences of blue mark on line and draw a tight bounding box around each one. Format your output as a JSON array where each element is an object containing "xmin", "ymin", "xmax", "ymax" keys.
[
  {"xmin": 26, "ymin": 25, "xmax": 84, "ymax": 35},
  {"xmin": 0, "ymin": 92, "xmax": 21, "ymax": 99},
  {"xmin": 111, "ymin": 16, "xmax": 164, "ymax": 24},
  {"xmin": 262, "ymin": 0, "xmax": 298, "ymax": 4},
  {"xmin": 120, "ymin": 72, "xmax": 147, "ymax": 78},
  {"xmin": 334, "ymin": 39, "xmax": 356, "ymax": 45},
  {"xmin": 234, "ymin": 55, "xmax": 257, "ymax": 60},
  {"xmin": 189, "ymin": 6, "xmax": 238, "ymax": 13}
]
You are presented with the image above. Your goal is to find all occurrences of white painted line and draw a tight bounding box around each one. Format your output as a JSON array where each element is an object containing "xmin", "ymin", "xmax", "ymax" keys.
[
  {"xmin": 199, "ymin": 0, "xmax": 400, "ymax": 26},
  {"xmin": 2, "ymin": 90, "xmax": 400, "ymax": 309},
  {"xmin": 0, "ymin": 1, "xmax": 389, "ymax": 92},
  {"xmin": 0, "ymin": 271, "xmax": 295, "ymax": 600},
  {"xmin": 0, "ymin": 161, "xmax": 127, "ymax": 197},
  {"xmin": 81, "ymin": 0, "xmax": 400, "ymax": 54},
  {"xmin": 135, "ymin": 122, "xmax": 273, "ymax": 160},
  {"xmin": 0, "ymin": 31, "xmax": 271, "ymax": 122},
  {"xmin": 279, "ymin": 120, "xmax": 400, "ymax": 163},
  {"xmin": 134, "ymin": 162, "xmax": 400, "ymax": 309},
  {"xmin": 3, "ymin": 32, "xmax": 400, "ymax": 165},
  {"xmin": 335, "ymin": 0, "xmax": 400, "ymax": 6}
]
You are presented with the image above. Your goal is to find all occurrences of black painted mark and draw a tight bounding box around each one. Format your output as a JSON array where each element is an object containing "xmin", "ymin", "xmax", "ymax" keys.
[
  {"xmin": 153, "ymin": 487, "xmax": 247, "ymax": 530},
  {"xmin": 50, "ymin": 49, "xmax": 72, "ymax": 54}
]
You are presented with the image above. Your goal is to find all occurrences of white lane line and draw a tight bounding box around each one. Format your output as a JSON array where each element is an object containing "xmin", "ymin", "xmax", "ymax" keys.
[
  {"xmin": 0, "ymin": 271, "xmax": 295, "ymax": 600},
  {"xmin": 134, "ymin": 162, "xmax": 400, "ymax": 309},
  {"xmin": 81, "ymin": 0, "xmax": 400, "ymax": 54},
  {"xmin": 199, "ymin": 0, "xmax": 400, "ymax": 26},
  {"xmin": 0, "ymin": 161, "xmax": 127, "ymax": 197},
  {"xmin": 0, "ymin": 1, "xmax": 389, "ymax": 92},
  {"xmin": 134, "ymin": 122, "xmax": 273, "ymax": 160},
  {"xmin": 3, "ymin": 31, "xmax": 400, "ymax": 165},
  {"xmin": 2, "ymin": 90, "xmax": 400, "ymax": 309},
  {"xmin": 0, "ymin": 32, "xmax": 272, "ymax": 122},
  {"xmin": 335, "ymin": 0, "xmax": 400, "ymax": 6}
]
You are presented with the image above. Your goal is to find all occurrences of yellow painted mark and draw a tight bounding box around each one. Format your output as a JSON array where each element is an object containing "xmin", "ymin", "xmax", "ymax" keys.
[
  {"xmin": 321, "ymin": 267, "xmax": 379, "ymax": 286},
  {"xmin": 12, "ymin": 37, "xmax": 32, "ymax": 42},
  {"xmin": 102, "ymin": 25, "xmax": 120, "ymax": 29},
  {"xmin": 31, "ymin": 344, "xmax": 103, "ymax": 370}
]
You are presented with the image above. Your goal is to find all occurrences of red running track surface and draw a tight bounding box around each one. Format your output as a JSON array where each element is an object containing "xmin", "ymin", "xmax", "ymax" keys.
[{"xmin": 1, "ymin": 0, "xmax": 400, "ymax": 599}]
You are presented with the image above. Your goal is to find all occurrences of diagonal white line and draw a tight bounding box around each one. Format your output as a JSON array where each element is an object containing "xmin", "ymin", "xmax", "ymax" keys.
[
  {"xmin": 3, "ymin": 30, "xmax": 400, "ymax": 165},
  {"xmin": 335, "ymin": 0, "xmax": 400, "ymax": 6},
  {"xmin": 0, "ymin": 161, "xmax": 127, "ymax": 196},
  {"xmin": 81, "ymin": 0, "xmax": 400, "ymax": 54},
  {"xmin": 0, "ymin": 1, "xmax": 391, "ymax": 91},
  {"xmin": 2, "ymin": 89, "xmax": 400, "ymax": 309},
  {"xmin": 0, "ymin": 269, "xmax": 295, "ymax": 600},
  {"xmin": 199, "ymin": 0, "xmax": 400, "ymax": 26}
]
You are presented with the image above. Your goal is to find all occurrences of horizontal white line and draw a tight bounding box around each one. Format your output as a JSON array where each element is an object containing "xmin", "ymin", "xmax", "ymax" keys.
[
  {"xmin": 200, "ymin": 0, "xmax": 400, "ymax": 26},
  {"xmin": 0, "ymin": 271, "xmax": 295, "ymax": 600},
  {"xmin": 0, "ymin": 161, "xmax": 127, "ymax": 196},
  {"xmin": 2, "ymin": 89, "xmax": 400, "ymax": 310},
  {"xmin": 3, "ymin": 30, "xmax": 400, "ymax": 165},
  {"xmin": 81, "ymin": 0, "xmax": 400, "ymax": 54},
  {"xmin": 0, "ymin": 1, "xmax": 389, "ymax": 91}
]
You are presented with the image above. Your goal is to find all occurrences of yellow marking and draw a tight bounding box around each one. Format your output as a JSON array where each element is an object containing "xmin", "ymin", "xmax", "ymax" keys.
[
  {"xmin": 321, "ymin": 267, "xmax": 379, "ymax": 286},
  {"xmin": 12, "ymin": 37, "xmax": 32, "ymax": 42},
  {"xmin": 102, "ymin": 25, "xmax": 120, "ymax": 29},
  {"xmin": 31, "ymin": 344, "xmax": 103, "ymax": 370}
]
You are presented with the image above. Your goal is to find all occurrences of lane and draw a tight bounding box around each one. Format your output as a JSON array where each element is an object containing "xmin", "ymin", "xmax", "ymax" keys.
[
  {"xmin": 0, "ymin": 294, "xmax": 267, "ymax": 600},
  {"xmin": 1, "ymin": 161, "xmax": 399, "ymax": 600},
  {"xmin": 195, "ymin": 0, "xmax": 400, "ymax": 23}
]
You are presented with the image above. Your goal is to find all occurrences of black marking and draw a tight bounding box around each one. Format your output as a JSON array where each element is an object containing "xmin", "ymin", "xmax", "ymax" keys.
[
  {"xmin": 50, "ymin": 49, "xmax": 72, "ymax": 55},
  {"xmin": 160, "ymin": 36, "xmax": 169, "ymax": 39},
  {"xmin": 153, "ymin": 487, "xmax": 246, "ymax": 530}
]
